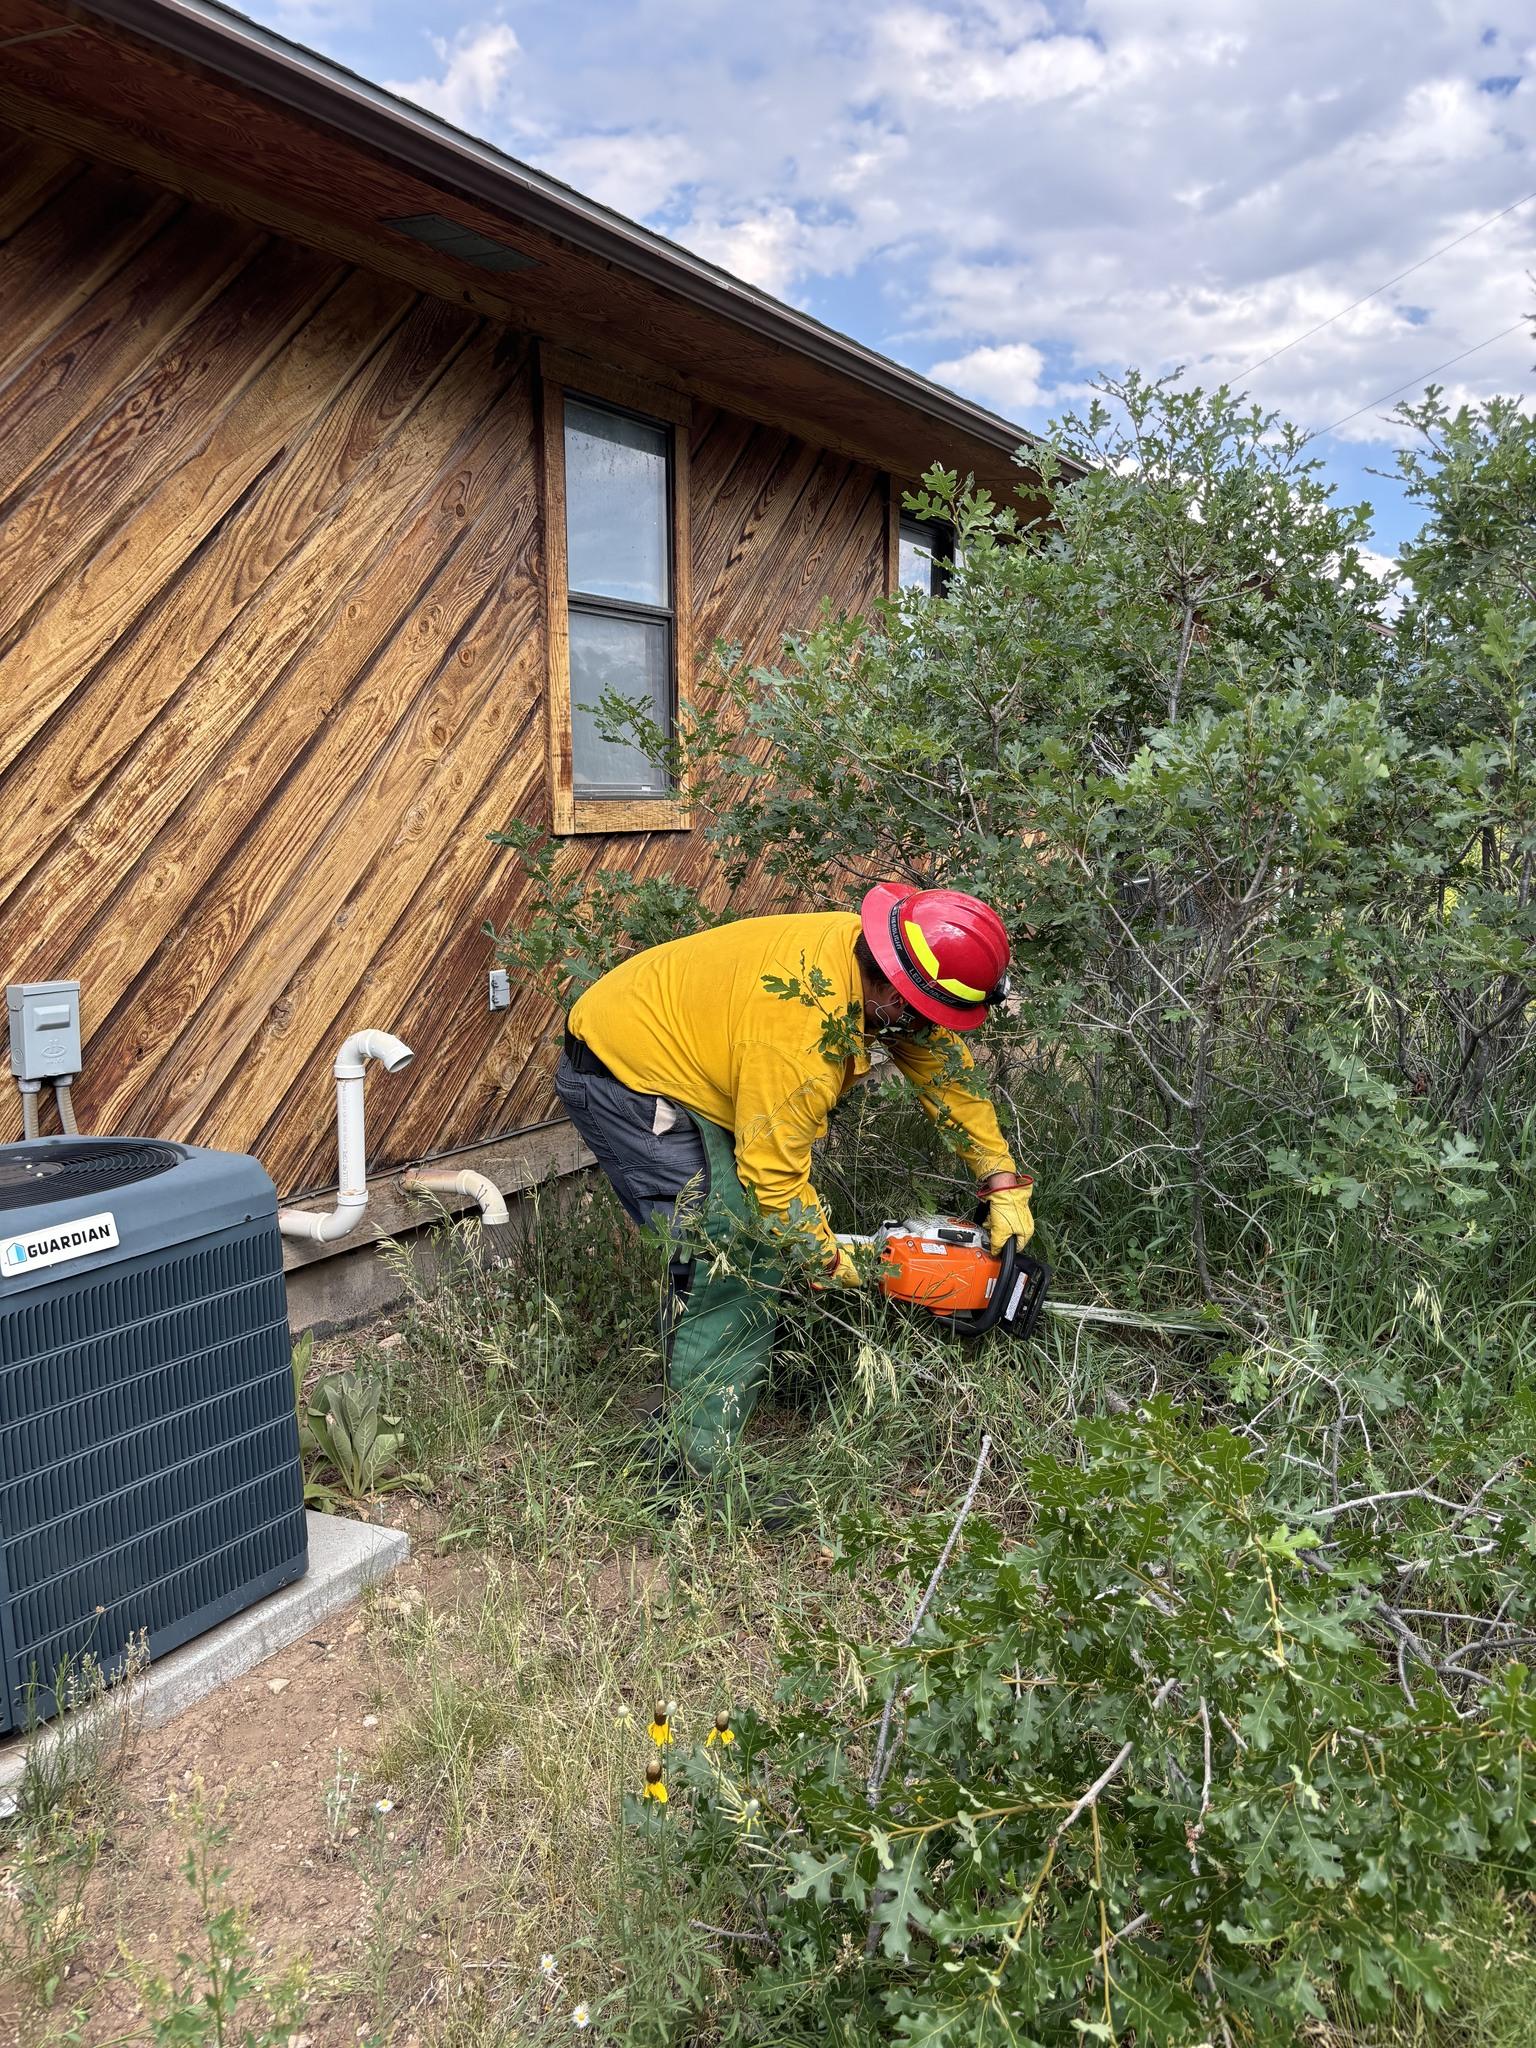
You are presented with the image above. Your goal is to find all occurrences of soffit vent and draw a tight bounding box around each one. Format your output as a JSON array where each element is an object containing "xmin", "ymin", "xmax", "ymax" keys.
[{"xmin": 380, "ymin": 212, "xmax": 539, "ymax": 273}]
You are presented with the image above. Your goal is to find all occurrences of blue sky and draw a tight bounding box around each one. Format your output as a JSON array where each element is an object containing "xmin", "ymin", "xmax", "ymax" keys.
[{"xmin": 248, "ymin": 0, "xmax": 1535, "ymax": 567}]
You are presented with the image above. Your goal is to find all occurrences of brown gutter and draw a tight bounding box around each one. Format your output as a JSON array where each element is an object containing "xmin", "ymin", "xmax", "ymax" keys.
[{"xmin": 68, "ymin": 0, "xmax": 1073, "ymax": 474}]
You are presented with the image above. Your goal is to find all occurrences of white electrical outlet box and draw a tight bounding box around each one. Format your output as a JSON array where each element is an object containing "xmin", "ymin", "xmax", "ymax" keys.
[
  {"xmin": 488, "ymin": 968, "xmax": 511, "ymax": 1012},
  {"xmin": 6, "ymin": 981, "xmax": 82, "ymax": 1082}
]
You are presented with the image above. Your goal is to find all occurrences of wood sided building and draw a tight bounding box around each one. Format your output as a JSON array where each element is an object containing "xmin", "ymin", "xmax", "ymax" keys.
[{"xmin": 0, "ymin": 0, "xmax": 1049, "ymax": 1316}]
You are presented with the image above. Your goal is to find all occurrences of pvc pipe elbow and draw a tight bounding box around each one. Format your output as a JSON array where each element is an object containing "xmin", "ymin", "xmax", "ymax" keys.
[
  {"xmin": 277, "ymin": 1194, "xmax": 368, "ymax": 1244},
  {"xmin": 278, "ymin": 1027, "xmax": 413, "ymax": 1244},
  {"xmin": 401, "ymin": 1167, "xmax": 509, "ymax": 1227},
  {"xmin": 334, "ymin": 1030, "xmax": 414, "ymax": 1080}
]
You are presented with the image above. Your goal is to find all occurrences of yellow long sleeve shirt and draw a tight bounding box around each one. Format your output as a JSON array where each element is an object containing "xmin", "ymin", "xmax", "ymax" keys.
[{"xmin": 567, "ymin": 912, "xmax": 1017, "ymax": 1258}]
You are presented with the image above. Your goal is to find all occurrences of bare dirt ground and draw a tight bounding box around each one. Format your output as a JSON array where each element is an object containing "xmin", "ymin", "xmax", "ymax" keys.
[
  {"xmin": 1, "ymin": 1297, "xmax": 790, "ymax": 2046},
  {"xmin": 15, "ymin": 1495, "xmax": 466, "ymax": 2046},
  {"xmin": 47, "ymin": 1498, "xmax": 457, "ymax": 2046},
  {"xmin": 0, "ymin": 1300, "xmax": 492, "ymax": 2048}
]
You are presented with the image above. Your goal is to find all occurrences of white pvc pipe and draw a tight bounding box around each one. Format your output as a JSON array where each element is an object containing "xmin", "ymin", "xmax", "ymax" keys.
[
  {"xmin": 401, "ymin": 1166, "xmax": 510, "ymax": 1227},
  {"xmin": 277, "ymin": 1030, "xmax": 414, "ymax": 1244}
]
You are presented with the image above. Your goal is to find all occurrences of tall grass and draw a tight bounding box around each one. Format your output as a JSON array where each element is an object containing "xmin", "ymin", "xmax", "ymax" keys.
[
  {"xmin": 378, "ymin": 1146, "xmax": 1200, "ymax": 1555},
  {"xmin": 364, "ymin": 1509, "xmax": 890, "ymax": 2041},
  {"xmin": 0, "ymin": 1644, "xmax": 146, "ymax": 2039},
  {"xmin": 379, "ymin": 1050, "xmax": 1536, "ymax": 1563},
  {"xmin": 266, "ymin": 1045, "xmax": 1536, "ymax": 2044}
]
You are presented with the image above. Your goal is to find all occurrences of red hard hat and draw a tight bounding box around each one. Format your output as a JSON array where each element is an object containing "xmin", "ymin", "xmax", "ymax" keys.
[{"xmin": 860, "ymin": 882, "xmax": 1011, "ymax": 1033}]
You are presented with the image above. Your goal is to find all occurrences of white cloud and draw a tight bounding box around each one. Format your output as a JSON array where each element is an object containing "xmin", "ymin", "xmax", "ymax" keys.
[
  {"xmin": 870, "ymin": 6, "xmax": 1108, "ymax": 110},
  {"xmin": 386, "ymin": 21, "xmax": 521, "ymax": 130},
  {"xmin": 1356, "ymin": 547, "xmax": 1408, "ymax": 619},
  {"xmin": 1365, "ymin": 78, "xmax": 1495, "ymax": 171},
  {"xmin": 680, "ymin": 203, "xmax": 869, "ymax": 298},
  {"xmin": 683, "ymin": 205, "xmax": 810, "ymax": 294},
  {"xmin": 352, "ymin": 0, "xmax": 1535, "ymax": 474},
  {"xmin": 538, "ymin": 132, "xmax": 699, "ymax": 216},
  {"xmin": 927, "ymin": 341, "xmax": 1046, "ymax": 412}
]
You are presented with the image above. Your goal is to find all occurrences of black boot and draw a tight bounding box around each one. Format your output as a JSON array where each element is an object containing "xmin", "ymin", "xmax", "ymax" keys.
[{"xmin": 753, "ymin": 1488, "xmax": 810, "ymax": 1533}]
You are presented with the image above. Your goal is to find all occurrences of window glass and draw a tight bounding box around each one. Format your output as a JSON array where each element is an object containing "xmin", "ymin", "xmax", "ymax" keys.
[
  {"xmin": 565, "ymin": 400, "xmax": 669, "ymax": 605},
  {"xmin": 898, "ymin": 516, "xmax": 954, "ymax": 596},
  {"xmin": 569, "ymin": 609, "xmax": 671, "ymax": 796}
]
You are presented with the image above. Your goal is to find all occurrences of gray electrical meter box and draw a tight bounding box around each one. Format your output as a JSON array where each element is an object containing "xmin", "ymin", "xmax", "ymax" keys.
[{"xmin": 6, "ymin": 981, "xmax": 82, "ymax": 1082}]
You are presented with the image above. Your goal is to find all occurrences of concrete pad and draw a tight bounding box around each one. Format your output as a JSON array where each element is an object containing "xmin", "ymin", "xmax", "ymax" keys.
[{"xmin": 0, "ymin": 1511, "xmax": 408, "ymax": 1796}]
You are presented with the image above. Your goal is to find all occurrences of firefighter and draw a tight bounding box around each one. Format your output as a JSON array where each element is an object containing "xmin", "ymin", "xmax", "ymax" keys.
[{"xmin": 555, "ymin": 882, "xmax": 1033, "ymax": 1480}]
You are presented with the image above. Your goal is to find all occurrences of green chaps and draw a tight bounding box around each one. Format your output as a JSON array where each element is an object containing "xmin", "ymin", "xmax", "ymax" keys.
[{"xmin": 666, "ymin": 1113, "xmax": 783, "ymax": 1476}]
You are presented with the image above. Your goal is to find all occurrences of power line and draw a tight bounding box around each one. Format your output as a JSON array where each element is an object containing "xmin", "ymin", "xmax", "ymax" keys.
[
  {"xmin": 1314, "ymin": 319, "xmax": 1529, "ymax": 437},
  {"xmin": 1234, "ymin": 187, "xmax": 1536, "ymax": 382}
]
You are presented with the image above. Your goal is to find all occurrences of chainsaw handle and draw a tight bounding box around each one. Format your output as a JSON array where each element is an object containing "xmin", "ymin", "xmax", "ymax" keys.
[
  {"xmin": 948, "ymin": 1230, "xmax": 1018, "ymax": 1338},
  {"xmin": 959, "ymin": 1201, "xmax": 1052, "ymax": 1340}
]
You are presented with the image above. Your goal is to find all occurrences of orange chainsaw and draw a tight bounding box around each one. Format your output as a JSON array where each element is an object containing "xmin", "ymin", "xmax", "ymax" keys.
[{"xmin": 839, "ymin": 1213, "xmax": 1050, "ymax": 1339}]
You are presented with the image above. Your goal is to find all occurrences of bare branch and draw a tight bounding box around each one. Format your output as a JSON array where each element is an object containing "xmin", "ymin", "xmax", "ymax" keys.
[
  {"xmin": 867, "ymin": 1434, "xmax": 994, "ymax": 1808},
  {"xmin": 690, "ymin": 1920, "xmax": 776, "ymax": 1947},
  {"xmin": 1109, "ymin": 1909, "xmax": 1152, "ymax": 1951},
  {"xmin": 1054, "ymin": 1675, "xmax": 1180, "ymax": 1841},
  {"xmin": 1309, "ymin": 1485, "xmax": 1476, "ymax": 1523}
]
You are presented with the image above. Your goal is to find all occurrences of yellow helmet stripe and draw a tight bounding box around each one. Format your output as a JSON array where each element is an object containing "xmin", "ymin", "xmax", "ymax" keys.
[{"xmin": 904, "ymin": 920, "xmax": 987, "ymax": 1003}]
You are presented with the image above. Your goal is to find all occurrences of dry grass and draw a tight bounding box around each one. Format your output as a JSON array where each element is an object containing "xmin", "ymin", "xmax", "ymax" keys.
[{"xmin": 2, "ymin": 1177, "xmax": 1530, "ymax": 2044}]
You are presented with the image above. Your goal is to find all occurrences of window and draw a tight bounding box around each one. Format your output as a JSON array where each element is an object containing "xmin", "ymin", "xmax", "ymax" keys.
[
  {"xmin": 565, "ymin": 401, "xmax": 672, "ymax": 798},
  {"xmin": 897, "ymin": 514, "xmax": 955, "ymax": 597},
  {"xmin": 540, "ymin": 347, "xmax": 692, "ymax": 834}
]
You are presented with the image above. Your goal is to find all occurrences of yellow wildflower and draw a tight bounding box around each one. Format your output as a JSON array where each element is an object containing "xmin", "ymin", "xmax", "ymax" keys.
[
  {"xmin": 647, "ymin": 1702, "xmax": 673, "ymax": 1747},
  {"xmin": 705, "ymin": 1710, "xmax": 735, "ymax": 1748},
  {"xmin": 642, "ymin": 1758, "xmax": 668, "ymax": 1805}
]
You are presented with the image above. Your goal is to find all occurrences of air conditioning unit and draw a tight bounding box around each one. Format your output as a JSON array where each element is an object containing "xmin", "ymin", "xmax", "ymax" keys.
[{"xmin": 0, "ymin": 1136, "xmax": 306, "ymax": 1731}]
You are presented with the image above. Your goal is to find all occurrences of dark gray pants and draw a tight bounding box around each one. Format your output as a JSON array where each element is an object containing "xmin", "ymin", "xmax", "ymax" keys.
[{"xmin": 554, "ymin": 1050, "xmax": 707, "ymax": 1233}]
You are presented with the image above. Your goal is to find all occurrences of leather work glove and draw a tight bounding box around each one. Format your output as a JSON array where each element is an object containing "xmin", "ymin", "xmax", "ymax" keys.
[
  {"xmin": 982, "ymin": 1177, "xmax": 1035, "ymax": 1255},
  {"xmin": 814, "ymin": 1245, "xmax": 864, "ymax": 1290}
]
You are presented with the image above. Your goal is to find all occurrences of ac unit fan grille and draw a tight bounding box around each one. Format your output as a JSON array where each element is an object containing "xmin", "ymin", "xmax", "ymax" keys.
[{"xmin": 0, "ymin": 1140, "xmax": 182, "ymax": 1211}]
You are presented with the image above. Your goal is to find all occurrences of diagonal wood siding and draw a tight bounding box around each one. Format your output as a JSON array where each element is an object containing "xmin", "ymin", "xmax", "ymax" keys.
[{"xmin": 0, "ymin": 125, "xmax": 887, "ymax": 1197}]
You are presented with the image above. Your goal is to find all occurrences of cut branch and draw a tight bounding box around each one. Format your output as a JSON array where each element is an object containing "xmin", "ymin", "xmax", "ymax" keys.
[
  {"xmin": 1054, "ymin": 1675, "xmax": 1179, "ymax": 1841},
  {"xmin": 867, "ymin": 1433, "xmax": 994, "ymax": 1808},
  {"xmin": 690, "ymin": 1920, "xmax": 776, "ymax": 1947}
]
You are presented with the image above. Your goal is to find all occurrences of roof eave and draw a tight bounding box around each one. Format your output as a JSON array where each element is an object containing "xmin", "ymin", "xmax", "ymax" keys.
[{"xmin": 69, "ymin": 0, "xmax": 1070, "ymax": 477}]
